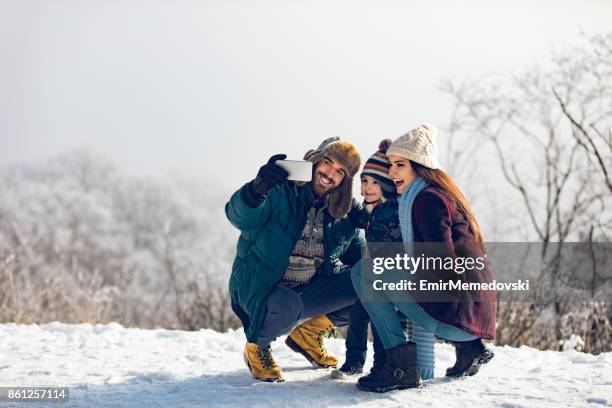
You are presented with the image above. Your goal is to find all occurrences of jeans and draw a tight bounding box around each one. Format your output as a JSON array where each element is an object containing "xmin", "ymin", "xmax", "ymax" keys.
[
  {"xmin": 351, "ymin": 259, "xmax": 477, "ymax": 351},
  {"xmin": 343, "ymin": 301, "xmax": 386, "ymax": 367},
  {"xmin": 345, "ymin": 301, "xmax": 424, "ymax": 371}
]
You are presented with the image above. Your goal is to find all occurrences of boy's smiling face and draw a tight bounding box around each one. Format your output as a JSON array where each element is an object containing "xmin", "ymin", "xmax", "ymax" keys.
[{"xmin": 360, "ymin": 175, "xmax": 383, "ymax": 204}]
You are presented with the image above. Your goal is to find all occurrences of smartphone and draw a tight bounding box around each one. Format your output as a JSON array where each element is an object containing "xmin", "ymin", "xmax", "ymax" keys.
[{"xmin": 275, "ymin": 159, "xmax": 313, "ymax": 182}]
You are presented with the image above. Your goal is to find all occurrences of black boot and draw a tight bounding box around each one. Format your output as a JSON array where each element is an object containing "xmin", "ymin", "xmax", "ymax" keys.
[
  {"xmin": 331, "ymin": 360, "xmax": 364, "ymax": 379},
  {"xmin": 356, "ymin": 343, "xmax": 422, "ymax": 393},
  {"xmin": 446, "ymin": 338, "xmax": 494, "ymax": 378}
]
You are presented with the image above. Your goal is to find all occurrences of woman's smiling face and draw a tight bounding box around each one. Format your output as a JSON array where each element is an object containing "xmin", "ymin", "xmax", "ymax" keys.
[{"xmin": 388, "ymin": 155, "xmax": 417, "ymax": 194}]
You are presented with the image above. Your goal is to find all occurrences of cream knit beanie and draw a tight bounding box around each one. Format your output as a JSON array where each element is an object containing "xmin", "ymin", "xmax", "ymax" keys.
[{"xmin": 386, "ymin": 124, "xmax": 441, "ymax": 169}]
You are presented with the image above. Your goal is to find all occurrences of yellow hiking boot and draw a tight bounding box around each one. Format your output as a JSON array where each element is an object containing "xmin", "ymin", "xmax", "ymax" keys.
[
  {"xmin": 285, "ymin": 315, "xmax": 339, "ymax": 368},
  {"xmin": 243, "ymin": 343, "xmax": 284, "ymax": 382}
]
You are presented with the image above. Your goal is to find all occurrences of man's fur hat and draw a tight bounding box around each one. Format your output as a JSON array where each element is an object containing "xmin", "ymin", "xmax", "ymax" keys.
[{"xmin": 296, "ymin": 137, "xmax": 360, "ymax": 219}]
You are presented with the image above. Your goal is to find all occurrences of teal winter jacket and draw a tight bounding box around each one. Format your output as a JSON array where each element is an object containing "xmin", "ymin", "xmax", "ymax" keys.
[{"xmin": 225, "ymin": 182, "xmax": 365, "ymax": 343}]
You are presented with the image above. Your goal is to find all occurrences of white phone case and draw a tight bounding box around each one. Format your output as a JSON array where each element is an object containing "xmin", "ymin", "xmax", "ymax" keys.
[{"xmin": 275, "ymin": 160, "xmax": 313, "ymax": 182}]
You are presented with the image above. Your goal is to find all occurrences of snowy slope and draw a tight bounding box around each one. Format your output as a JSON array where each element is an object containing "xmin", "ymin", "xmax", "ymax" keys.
[{"xmin": 0, "ymin": 323, "xmax": 610, "ymax": 408}]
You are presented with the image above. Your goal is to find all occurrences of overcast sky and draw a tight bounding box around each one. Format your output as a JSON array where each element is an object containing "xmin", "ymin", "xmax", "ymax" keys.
[{"xmin": 1, "ymin": 0, "xmax": 611, "ymax": 191}]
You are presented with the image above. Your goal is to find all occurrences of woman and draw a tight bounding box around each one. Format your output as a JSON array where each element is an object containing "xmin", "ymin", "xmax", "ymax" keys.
[{"xmin": 351, "ymin": 124, "xmax": 496, "ymax": 393}]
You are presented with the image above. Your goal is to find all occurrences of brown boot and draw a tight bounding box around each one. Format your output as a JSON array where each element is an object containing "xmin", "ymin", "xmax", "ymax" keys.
[
  {"xmin": 243, "ymin": 343, "xmax": 284, "ymax": 382},
  {"xmin": 285, "ymin": 315, "xmax": 339, "ymax": 368}
]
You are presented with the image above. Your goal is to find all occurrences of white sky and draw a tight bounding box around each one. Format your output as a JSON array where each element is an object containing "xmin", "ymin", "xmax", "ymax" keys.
[{"xmin": 1, "ymin": 0, "xmax": 611, "ymax": 191}]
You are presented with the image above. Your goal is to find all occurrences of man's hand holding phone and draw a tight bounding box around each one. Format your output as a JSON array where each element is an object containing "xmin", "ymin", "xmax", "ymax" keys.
[
  {"xmin": 253, "ymin": 154, "xmax": 290, "ymax": 195},
  {"xmin": 244, "ymin": 154, "xmax": 314, "ymax": 207},
  {"xmin": 243, "ymin": 154, "xmax": 289, "ymax": 207}
]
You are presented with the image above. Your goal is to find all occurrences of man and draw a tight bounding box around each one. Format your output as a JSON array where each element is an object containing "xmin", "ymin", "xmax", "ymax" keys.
[{"xmin": 225, "ymin": 137, "xmax": 365, "ymax": 382}]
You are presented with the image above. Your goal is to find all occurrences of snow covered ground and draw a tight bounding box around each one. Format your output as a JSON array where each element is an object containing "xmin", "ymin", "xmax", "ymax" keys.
[{"xmin": 0, "ymin": 323, "xmax": 610, "ymax": 408}]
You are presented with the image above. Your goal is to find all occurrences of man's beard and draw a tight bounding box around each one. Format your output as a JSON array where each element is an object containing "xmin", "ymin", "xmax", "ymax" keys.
[{"xmin": 311, "ymin": 172, "xmax": 340, "ymax": 198}]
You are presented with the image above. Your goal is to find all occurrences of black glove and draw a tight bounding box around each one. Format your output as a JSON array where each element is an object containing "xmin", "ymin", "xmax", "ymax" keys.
[{"xmin": 243, "ymin": 154, "xmax": 289, "ymax": 207}]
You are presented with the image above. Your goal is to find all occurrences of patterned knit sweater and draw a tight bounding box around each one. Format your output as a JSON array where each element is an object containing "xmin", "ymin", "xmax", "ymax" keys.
[{"xmin": 280, "ymin": 200, "xmax": 327, "ymax": 287}]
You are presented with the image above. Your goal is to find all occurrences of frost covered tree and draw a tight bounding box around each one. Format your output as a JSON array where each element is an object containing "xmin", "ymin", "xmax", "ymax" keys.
[
  {"xmin": 0, "ymin": 150, "xmax": 239, "ymax": 332},
  {"xmin": 442, "ymin": 32, "xmax": 612, "ymax": 353}
]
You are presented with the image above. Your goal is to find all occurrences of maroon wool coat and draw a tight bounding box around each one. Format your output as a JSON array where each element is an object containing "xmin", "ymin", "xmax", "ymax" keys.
[{"xmin": 411, "ymin": 186, "xmax": 496, "ymax": 340}]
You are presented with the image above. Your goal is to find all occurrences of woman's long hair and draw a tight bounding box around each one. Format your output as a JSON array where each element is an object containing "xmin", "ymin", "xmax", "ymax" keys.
[{"xmin": 411, "ymin": 161, "xmax": 485, "ymax": 247}]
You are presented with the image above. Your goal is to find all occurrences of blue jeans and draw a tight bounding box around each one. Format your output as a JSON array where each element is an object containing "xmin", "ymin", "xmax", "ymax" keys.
[
  {"xmin": 351, "ymin": 259, "xmax": 477, "ymax": 350},
  {"xmin": 344, "ymin": 301, "xmax": 411, "ymax": 368}
]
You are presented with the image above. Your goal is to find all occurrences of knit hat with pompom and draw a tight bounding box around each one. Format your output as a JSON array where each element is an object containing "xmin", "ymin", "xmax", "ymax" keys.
[{"xmin": 361, "ymin": 139, "xmax": 396, "ymax": 194}]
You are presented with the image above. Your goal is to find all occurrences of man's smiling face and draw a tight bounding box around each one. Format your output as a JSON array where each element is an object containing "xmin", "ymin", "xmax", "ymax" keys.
[{"xmin": 311, "ymin": 156, "xmax": 346, "ymax": 198}]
